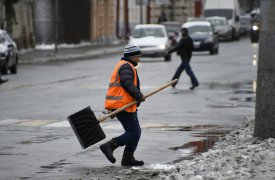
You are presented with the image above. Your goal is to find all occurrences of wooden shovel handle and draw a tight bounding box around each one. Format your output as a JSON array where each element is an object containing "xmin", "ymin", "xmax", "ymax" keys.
[{"xmin": 98, "ymin": 79, "xmax": 178, "ymax": 122}]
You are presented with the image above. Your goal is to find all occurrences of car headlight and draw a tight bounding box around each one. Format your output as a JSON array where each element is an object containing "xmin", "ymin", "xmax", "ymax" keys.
[
  {"xmin": 252, "ymin": 25, "xmax": 259, "ymax": 31},
  {"xmin": 0, "ymin": 51, "xmax": 7, "ymax": 56},
  {"xmin": 205, "ymin": 37, "xmax": 213, "ymax": 43},
  {"xmin": 159, "ymin": 44, "xmax": 166, "ymax": 50}
]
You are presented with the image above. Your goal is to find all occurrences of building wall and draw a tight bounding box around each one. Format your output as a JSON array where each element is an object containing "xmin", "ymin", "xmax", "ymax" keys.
[
  {"xmin": 238, "ymin": 0, "xmax": 260, "ymax": 14},
  {"xmin": 150, "ymin": 0, "xmax": 194, "ymax": 24},
  {"xmin": 33, "ymin": 0, "xmax": 90, "ymax": 45},
  {"xmin": 13, "ymin": 0, "xmax": 34, "ymax": 49},
  {"xmin": 0, "ymin": 0, "xmax": 4, "ymax": 28},
  {"xmin": 58, "ymin": 0, "xmax": 90, "ymax": 44},
  {"xmin": 116, "ymin": 0, "xmax": 146, "ymax": 39},
  {"xmin": 91, "ymin": 0, "xmax": 115, "ymax": 44}
]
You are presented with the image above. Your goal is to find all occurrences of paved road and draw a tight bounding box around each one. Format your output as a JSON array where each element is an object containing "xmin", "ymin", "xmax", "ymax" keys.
[{"xmin": 0, "ymin": 37, "xmax": 257, "ymax": 179}]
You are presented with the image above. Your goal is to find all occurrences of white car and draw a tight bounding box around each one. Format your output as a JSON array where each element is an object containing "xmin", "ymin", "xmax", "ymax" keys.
[
  {"xmin": 0, "ymin": 29, "xmax": 18, "ymax": 74},
  {"xmin": 129, "ymin": 24, "xmax": 172, "ymax": 61},
  {"xmin": 208, "ymin": 16, "xmax": 232, "ymax": 41}
]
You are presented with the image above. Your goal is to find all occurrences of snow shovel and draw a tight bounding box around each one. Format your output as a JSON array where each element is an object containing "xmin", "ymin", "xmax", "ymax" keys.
[{"xmin": 67, "ymin": 79, "xmax": 178, "ymax": 149}]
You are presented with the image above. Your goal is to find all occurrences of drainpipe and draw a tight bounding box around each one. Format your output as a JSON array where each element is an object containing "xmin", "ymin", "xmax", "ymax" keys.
[
  {"xmin": 124, "ymin": 0, "xmax": 129, "ymax": 39},
  {"xmin": 116, "ymin": 0, "xmax": 120, "ymax": 38},
  {"xmin": 54, "ymin": 0, "xmax": 58, "ymax": 53},
  {"xmin": 171, "ymin": 0, "xmax": 175, "ymax": 21},
  {"xmin": 140, "ymin": 0, "xmax": 143, "ymax": 24},
  {"xmin": 147, "ymin": 0, "xmax": 151, "ymax": 24}
]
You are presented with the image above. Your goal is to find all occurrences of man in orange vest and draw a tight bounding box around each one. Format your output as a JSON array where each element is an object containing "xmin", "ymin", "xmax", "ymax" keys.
[{"xmin": 100, "ymin": 43, "xmax": 145, "ymax": 166}]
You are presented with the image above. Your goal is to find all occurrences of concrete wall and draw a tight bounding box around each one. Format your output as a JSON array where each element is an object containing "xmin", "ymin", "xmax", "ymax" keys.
[
  {"xmin": 0, "ymin": 0, "xmax": 35, "ymax": 49},
  {"xmin": 13, "ymin": 0, "xmax": 34, "ymax": 49},
  {"xmin": 0, "ymin": 0, "xmax": 4, "ymax": 28},
  {"xmin": 33, "ymin": 0, "xmax": 90, "ymax": 45},
  {"xmin": 91, "ymin": 0, "xmax": 115, "ymax": 44},
  {"xmin": 150, "ymin": 0, "xmax": 195, "ymax": 24}
]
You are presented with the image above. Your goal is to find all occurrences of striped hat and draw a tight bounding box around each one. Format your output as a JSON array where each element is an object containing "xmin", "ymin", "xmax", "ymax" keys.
[{"xmin": 124, "ymin": 43, "xmax": 142, "ymax": 58}]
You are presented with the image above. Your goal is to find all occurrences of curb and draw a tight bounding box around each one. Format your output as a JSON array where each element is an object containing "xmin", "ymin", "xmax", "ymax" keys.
[{"xmin": 19, "ymin": 44, "xmax": 126, "ymax": 64}]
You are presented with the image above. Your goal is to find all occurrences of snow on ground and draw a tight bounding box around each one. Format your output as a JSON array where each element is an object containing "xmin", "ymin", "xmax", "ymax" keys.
[
  {"xmin": 128, "ymin": 119, "xmax": 275, "ymax": 180},
  {"xmin": 35, "ymin": 42, "xmax": 92, "ymax": 50}
]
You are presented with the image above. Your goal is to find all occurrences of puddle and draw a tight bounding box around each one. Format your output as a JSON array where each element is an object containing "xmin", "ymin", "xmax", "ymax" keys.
[
  {"xmin": 19, "ymin": 135, "xmax": 63, "ymax": 144},
  {"xmin": 230, "ymin": 97, "xmax": 256, "ymax": 102},
  {"xmin": 145, "ymin": 124, "xmax": 221, "ymax": 131},
  {"xmin": 208, "ymin": 81, "xmax": 252, "ymax": 90},
  {"xmin": 208, "ymin": 103, "xmax": 238, "ymax": 108},
  {"xmin": 20, "ymin": 177, "xmax": 32, "ymax": 180},
  {"xmin": 234, "ymin": 89, "xmax": 255, "ymax": 94},
  {"xmin": 169, "ymin": 126, "xmax": 232, "ymax": 163},
  {"xmin": 39, "ymin": 159, "xmax": 72, "ymax": 172}
]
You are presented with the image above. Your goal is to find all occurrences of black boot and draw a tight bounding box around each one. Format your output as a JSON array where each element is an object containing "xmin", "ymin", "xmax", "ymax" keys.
[
  {"xmin": 121, "ymin": 150, "xmax": 144, "ymax": 166},
  {"xmin": 100, "ymin": 139, "xmax": 119, "ymax": 163}
]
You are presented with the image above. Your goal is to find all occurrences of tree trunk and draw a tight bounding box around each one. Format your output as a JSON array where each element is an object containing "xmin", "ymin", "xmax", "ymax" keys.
[{"xmin": 254, "ymin": 0, "xmax": 275, "ymax": 139}]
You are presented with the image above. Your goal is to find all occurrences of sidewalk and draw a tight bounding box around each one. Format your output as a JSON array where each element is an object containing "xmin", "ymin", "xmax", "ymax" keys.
[{"xmin": 18, "ymin": 41, "xmax": 127, "ymax": 64}]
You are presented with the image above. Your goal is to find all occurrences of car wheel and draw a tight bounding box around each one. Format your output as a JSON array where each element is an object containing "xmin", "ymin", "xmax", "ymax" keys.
[
  {"xmin": 10, "ymin": 59, "xmax": 17, "ymax": 74},
  {"xmin": 215, "ymin": 47, "xmax": 219, "ymax": 54},
  {"xmin": 164, "ymin": 53, "xmax": 171, "ymax": 62},
  {"xmin": 210, "ymin": 46, "xmax": 215, "ymax": 55},
  {"xmin": 231, "ymin": 29, "xmax": 235, "ymax": 41},
  {"xmin": 1, "ymin": 59, "xmax": 8, "ymax": 75}
]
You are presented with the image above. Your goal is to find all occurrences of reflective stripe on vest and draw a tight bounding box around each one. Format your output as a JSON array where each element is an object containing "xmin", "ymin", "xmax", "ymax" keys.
[{"xmin": 105, "ymin": 60, "xmax": 138, "ymax": 112}]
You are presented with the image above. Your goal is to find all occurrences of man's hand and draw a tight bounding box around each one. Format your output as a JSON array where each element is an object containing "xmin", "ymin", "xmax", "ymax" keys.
[
  {"xmin": 137, "ymin": 97, "xmax": 145, "ymax": 107},
  {"xmin": 103, "ymin": 110, "xmax": 116, "ymax": 119}
]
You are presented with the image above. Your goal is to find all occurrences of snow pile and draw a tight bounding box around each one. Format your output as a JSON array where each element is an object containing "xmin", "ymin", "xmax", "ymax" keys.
[
  {"xmin": 135, "ymin": 119, "xmax": 275, "ymax": 180},
  {"xmin": 35, "ymin": 42, "xmax": 92, "ymax": 50},
  {"xmin": 135, "ymin": 164, "xmax": 176, "ymax": 171}
]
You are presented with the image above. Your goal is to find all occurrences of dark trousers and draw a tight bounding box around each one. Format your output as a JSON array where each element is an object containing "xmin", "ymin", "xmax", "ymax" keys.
[
  {"xmin": 114, "ymin": 111, "xmax": 141, "ymax": 152},
  {"xmin": 172, "ymin": 57, "xmax": 199, "ymax": 87}
]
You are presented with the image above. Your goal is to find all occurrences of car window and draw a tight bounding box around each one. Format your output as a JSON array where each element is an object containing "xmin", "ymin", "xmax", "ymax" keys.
[
  {"xmin": 4, "ymin": 33, "xmax": 12, "ymax": 43},
  {"xmin": 164, "ymin": 25, "xmax": 181, "ymax": 33},
  {"xmin": 240, "ymin": 17, "xmax": 251, "ymax": 25},
  {"xmin": 204, "ymin": 9, "xmax": 233, "ymax": 20},
  {"xmin": 210, "ymin": 19, "xmax": 226, "ymax": 26},
  {"xmin": 133, "ymin": 28, "xmax": 165, "ymax": 38},
  {"xmin": 188, "ymin": 25, "xmax": 211, "ymax": 34},
  {"xmin": 0, "ymin": 34, "xmax": 5, "ymax": 44}
]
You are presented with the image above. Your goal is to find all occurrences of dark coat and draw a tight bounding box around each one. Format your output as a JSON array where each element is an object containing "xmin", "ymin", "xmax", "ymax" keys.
[
  {"xmin": 118, "ymin": 57, "xmax": 143, "ymax": 102},
  {"xmin": 169, "ymin": 35, "xmax": 194, "ymax": 60}
]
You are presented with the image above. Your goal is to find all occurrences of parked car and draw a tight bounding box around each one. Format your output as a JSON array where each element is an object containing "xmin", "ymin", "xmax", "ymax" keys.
[
  {"xmin": 203, "ymin": 0, "xmax": 240, "ymax": 40},
  {"xmin": 208, "ymin": 16, "xmax": 232, "ymax": 41},
  {"xmin": 161, "ymin": 21, "xmax": 182, "ymax": 45},
  {"xmin": 129, "ymin": 24, "xmax": 172, "ymax": 61},
  {"xmin": 0, "ymin": 29, "xmax": 18, "ymax": 74},
  {"xmin": 182, "ymin": 21, "xmax": 219, "ymax": 55},
  {"xmin": 240, "ymin": 15, "xmax": 251, "ymax": 35}
]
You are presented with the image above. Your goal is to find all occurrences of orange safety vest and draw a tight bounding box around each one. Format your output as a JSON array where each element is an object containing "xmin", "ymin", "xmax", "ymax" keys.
[{"xmin": 105, "ymin": 60, "xmax": 138, "ymax": 112}]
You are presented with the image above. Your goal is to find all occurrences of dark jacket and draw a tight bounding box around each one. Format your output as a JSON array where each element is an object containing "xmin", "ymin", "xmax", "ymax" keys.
[
  {"xmin": 169, "ymin": 35, "xmax": 194, "ymax": 60},
  {"xmin": 119, "ymin": 57, "xmax": 143, "ymax": 102}
]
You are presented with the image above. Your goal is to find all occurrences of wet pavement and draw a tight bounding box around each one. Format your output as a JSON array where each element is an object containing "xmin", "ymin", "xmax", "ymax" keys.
[{"xmin": 0, "ymin": 37, "xmax": 257, "ymax": 179}]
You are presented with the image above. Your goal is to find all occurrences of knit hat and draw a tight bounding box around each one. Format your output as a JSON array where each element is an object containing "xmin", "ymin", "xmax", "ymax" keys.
[{"xmin": 124, "ymin": 42, "xmax": 142, "ymax": 58}]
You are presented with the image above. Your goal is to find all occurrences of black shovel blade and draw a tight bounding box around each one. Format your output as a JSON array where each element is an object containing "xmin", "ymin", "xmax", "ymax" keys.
[{"xmin": 67, "ymin": 106, "xmax": 106, "ymax": 149}]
